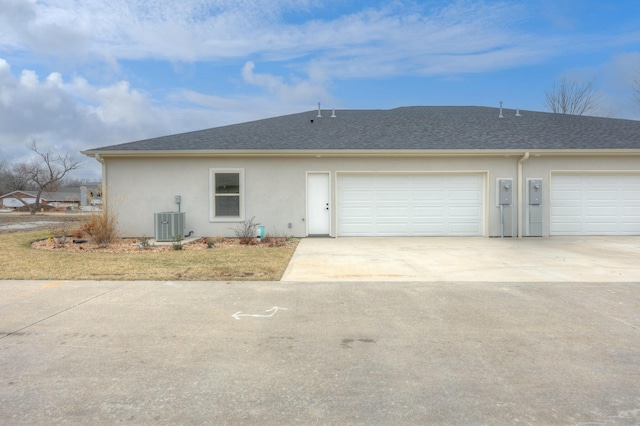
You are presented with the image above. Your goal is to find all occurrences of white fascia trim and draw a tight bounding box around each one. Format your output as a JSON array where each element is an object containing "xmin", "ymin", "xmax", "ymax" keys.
[{"xmin": 81, "ymin": 149, "xmax": 640, "ymax": 159}]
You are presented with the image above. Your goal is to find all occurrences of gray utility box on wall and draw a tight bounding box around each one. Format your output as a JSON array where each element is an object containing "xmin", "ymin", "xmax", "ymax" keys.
[
  {"xmin": 154, "ymin": 212, "xmax": 186, "ymax": 242},
  {"xmin": 528, "ymin": 179, "xmax": 543, "ymax": 237}
]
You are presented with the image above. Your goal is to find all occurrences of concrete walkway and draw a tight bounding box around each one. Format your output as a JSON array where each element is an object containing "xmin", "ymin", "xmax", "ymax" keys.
[{"xmin": 282, "ymin": 236, "xmax": 640, "ymax": 282}]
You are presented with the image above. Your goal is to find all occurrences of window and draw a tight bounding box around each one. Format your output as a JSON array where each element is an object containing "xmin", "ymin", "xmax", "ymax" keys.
[{"xmin": 210, "ymin": 169, "xmax": 244, "ymax": 221}]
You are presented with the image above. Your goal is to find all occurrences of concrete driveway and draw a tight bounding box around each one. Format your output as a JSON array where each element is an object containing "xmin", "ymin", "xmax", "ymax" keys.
[
  {"xmin": 1, "ymin": 279, "xmax": 640, "ymax": 424},
  {"xmin": 282, "ymin": 236, "xmax": 640, "ymax": 282}
]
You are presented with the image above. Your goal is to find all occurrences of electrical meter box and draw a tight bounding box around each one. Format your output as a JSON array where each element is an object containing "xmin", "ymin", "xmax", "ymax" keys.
[
  {"xmin": 498, "ymin": 179, "xmax": 512, "ymax": 205},
  {"xmin": 529, "ymin": 180, "xmax": 542, "ymax": 205},
  {"xmin": 528, "ymin": 179, "xmax": 543, "ymax": 237}
]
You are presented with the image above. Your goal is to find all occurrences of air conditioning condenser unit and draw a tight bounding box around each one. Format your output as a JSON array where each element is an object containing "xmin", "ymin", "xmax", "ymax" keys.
[{"xmin": 154, "ymin": 212, "xmax": 186, "ymax": 242}]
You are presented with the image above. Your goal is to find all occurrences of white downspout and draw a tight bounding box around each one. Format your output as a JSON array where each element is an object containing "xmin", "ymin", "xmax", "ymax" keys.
[{"xmin": 517, "ymin": 152, "xmax": 530, "ymax": 238}]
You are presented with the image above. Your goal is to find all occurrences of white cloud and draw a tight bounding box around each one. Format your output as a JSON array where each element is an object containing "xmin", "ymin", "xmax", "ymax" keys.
[
  {"xmin": 603, "ymin": 52, "xmax": 640, "ymax": 87},
  {"xmin": 0, "ymin": 57, "xmax": 316, "ymax": 180},
  {"xmin": 0, "ymin": 58, "xmax": 174, "ymax": 178},
  {"xmin": 3, "ymin": 0, "xmax": 635, "ymax": 78},
  {"xmin": 542, "ymin": 53, "xmax": 640, "ymax": 119},
  {"xmin": 1, "ymin": 0, "xmax": 639, "ymax": 181},
  {"xmin": 0, "ymin": 0, "xmax": 91, "ymax": 59},
  {"xmin": 600, "ymin": 53, "xmax": 640, "ymax": 119},
  {"xmin": 241, "ymin": 61, "xmax": 330, "ymax": 103},
  {"xmin": 93, "ymin": 81, "xmax": 156, "ymax": 126}
]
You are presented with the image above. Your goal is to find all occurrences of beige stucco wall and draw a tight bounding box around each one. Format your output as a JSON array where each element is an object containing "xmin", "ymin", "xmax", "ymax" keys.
[{"xmin": 101, "ymin": 153, "xmax": 639, "ymax": 238}]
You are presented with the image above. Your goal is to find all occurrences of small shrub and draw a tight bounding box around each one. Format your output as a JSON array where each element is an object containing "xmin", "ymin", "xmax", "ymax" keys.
[
  {"xmin": 50, "ymin": 222, "xmax": 71, "ymax": 240},
  {"xmin": 137, "ymin": 236, "xmax": 150, "ymax": 249},
  {"xmin": 53, "ymin": 235, "xmax": 67, "ymax": 248},
  {"xmin": 206, "ymin": 236, "xmax": 224, "ymax": 248},
  {"xmin": 261, "ymin": 233, "xmax": 282, "ymax": 247},
  {"xmin": 48, "ymin": 222, "xmax": 72, "ymax": 247},
  {"xmin": 172, "ymin": 234, "xmax": 183, "ymax": 250},
  {"xmin": 231, "ymin": 217, "xmax": 260, "ymax": 245},
  {"xmin": 70, "ymin": 228, "xmax": 84, "ymax": 238},
  {"xmin": 82, "ymin": 207, "xmax": 118, "ymax": 248}
]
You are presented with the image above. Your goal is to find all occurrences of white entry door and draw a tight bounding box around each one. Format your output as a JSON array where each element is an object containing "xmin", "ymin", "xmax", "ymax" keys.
[{"xmin": 307, "ymin": 172, "xmax": 331, "ymax": 235}]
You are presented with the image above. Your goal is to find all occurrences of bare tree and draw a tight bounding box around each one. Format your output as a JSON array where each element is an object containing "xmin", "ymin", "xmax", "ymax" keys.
[
  {"xmin": 545, "ymin": 77, "xmax": 599, "ymax": 116},
  {"xmin": 60, "ymin": 176, "xmax": 93, "ymax": 188},
  {"xmin": 13, "ymin": 141, "xmax": 82, "ymax": 215},
  {"xmin": 0, "ymin": 160, "xmax": 12, "ymax": 195},
  {"xmin": 0, "ymin": 160, "xmax": 33, "ymax": 195}
]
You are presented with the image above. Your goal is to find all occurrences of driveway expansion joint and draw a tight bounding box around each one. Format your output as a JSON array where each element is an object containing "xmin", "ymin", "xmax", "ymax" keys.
[{"xmin": 0, "ymin": 282, "xmax": 130, "ymax": 340}]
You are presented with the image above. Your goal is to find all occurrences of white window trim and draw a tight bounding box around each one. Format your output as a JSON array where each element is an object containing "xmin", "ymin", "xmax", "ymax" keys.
[{"xmin": 209, "ymin": 168, "xmax": 245, "ymax": 222}]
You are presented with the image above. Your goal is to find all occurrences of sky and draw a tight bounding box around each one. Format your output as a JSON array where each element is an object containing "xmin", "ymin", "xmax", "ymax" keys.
[{"xmin": 1, "ymin": 0, "xmax": 640, "ymax": 181}]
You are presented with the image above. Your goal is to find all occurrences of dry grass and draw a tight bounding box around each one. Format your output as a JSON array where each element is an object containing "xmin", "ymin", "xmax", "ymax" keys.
[
  {"xmin": 81, "ymin": 207, "xmax": 119, "ymax": 247},
  {"xmin": 0, "ymin": 230, "xmax": 297, "ymax": 281}
]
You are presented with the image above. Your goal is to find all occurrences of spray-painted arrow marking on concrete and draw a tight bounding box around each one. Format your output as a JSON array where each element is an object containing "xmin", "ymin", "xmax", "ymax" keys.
[{"xmin": 232, "ymin": 307, "xmax": 287, "ymax": 320}]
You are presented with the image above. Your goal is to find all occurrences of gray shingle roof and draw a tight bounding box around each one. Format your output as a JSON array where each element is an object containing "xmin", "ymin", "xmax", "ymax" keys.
[{"xmin": 86, "ymin": 106, "xmax": 640, "ymax": 152}]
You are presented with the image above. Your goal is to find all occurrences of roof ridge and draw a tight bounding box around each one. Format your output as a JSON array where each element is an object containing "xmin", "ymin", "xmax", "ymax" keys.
[{"xmin": 82, "ymin": 106, "xmax": 640, "ymax": 153}]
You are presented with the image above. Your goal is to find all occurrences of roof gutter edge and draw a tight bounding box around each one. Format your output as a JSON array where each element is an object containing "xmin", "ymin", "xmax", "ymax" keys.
[{"xmin": 80, "ymin": 149, "xmax": 640, "ymax": 158}]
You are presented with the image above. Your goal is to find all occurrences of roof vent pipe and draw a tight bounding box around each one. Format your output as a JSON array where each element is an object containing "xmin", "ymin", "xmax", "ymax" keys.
[
  {"xmin": 499, "ymin": 101, "xmax": 504, "ymax": 118},
  {"xmin": 331, "ymin": 108, "xmax": 336, "ymax": 118},
  {"xmin": 515, "ymin": 108, "xmax": 522, "ymax": 117},
  {"xmin": 317, "ymin": 102, "xmax": 322, "ymax": 118}
]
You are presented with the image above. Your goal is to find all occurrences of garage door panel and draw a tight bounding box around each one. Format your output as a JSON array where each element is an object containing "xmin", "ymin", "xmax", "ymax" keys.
[
  {"xmin": 377, "ymin": 222, "xmax": 410, "ymax": 231},
  {"xmin": 551, "ymin": 174, "xmax": 640, "ymax": 236},
  {"xmin": 449, "ymin": 208, "xmax": 482, "ymax": 219},
  {"xmin": 338, "ymin": 173, "xmax": 484, "ymax": 236},
  {"xmin": 554, "ymin": 190, "xmax": 582, "ymax": 201},
  {"xmin": 378, "ymin": 207, "xmax": 410, "ymax": 217},
  {"xmin": 413, "ymin": 206, "xmax": 446, "ymax": 217},
  {"xmin": 413, "ymin": 224, "xmax": 447, "ymax": 234},
  {"xmin": 378, "ymin": 190, "xmax": 410, "ymax": 201},
  {"xmin": 341, "ymin": 224, "xmax": 373, "ymax": 234},
  {"xmin": 586, "ymin": 206, "xmax": 617, "ymax": 216},
  {"xmin": 586, "ymin": 190, "xmax": 617, "ymax": 201},
  {"xmin": 550, "ymin": 212, "xmax": 578, "ymax": 222},
  {"xmin": 622, "ymin": 190, "xmax": 640, "ymax": 201},
  {"xmin": 551, "ymin": 223, "xmax": 581, "ymax": 233},
  {"xmin": 623, "ymin": 223, "xmax": 640, "ymax": 232},
  {"xmin": 413, "ymin": 190, "xmax": 446, "ymax": 201},
  {"xmin": 551, "ymin": 206, "xmax": 580, "ymax": 217},
  {"xmin": 450, "ymin": 223, "xmax": 482, "ymax": 234},
  {"xmin": 342, "ymin": 206, "xmax": 374, "ymax": 215},
  {"xmin": 586, "ymin": 223, "xmax": 618, "ymax": 233},
  {"xmin": 622, "ymin": 206, "xmax": 640, "ymax": 216},
  {"xmin": 341, "ymin": 189, "xmax": 374, "ymax": 201},
  {"xmin": 449, "ymin": 190, "xmax": 482, "ymax": 201}
]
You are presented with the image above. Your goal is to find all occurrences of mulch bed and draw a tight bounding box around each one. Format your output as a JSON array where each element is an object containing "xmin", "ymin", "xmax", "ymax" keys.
[{"xmin": 31, "ymin": 237, "xmax": 298, "ymax": 253}]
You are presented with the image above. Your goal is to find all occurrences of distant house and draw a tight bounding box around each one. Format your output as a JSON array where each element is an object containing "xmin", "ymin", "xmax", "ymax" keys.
[
  {"xmin": 0, "ymin": 190, "xmax": 41, "ymax": 209},
  {"xmin": 0, "ymin": 190, "xmax": 78, "ymax": 209},
  {"xmin": 81, "ymin": 106, "xmax": 640, "ymax": 238},
  {"xmin": 0, "ymin": 183, "xmax": 102, "ymax": 210},
  {"xmin": 69, "ymin": 184, "xmax": 103, "ymax": 208}
]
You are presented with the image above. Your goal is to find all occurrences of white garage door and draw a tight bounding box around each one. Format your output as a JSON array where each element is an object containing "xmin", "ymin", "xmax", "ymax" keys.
[
  {"xmin": 551, "ymin": 173, "xmax": 640, "ymax": 235},
  {"xmin": 338, "ymin": 173, "xmax": 485, "ymax": 236}
]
